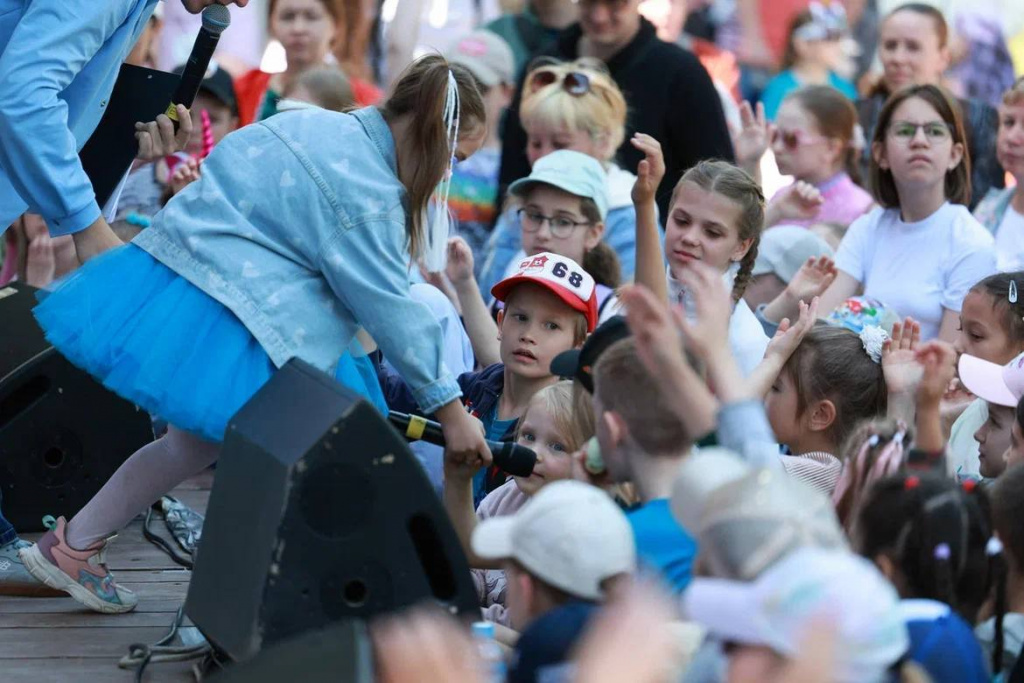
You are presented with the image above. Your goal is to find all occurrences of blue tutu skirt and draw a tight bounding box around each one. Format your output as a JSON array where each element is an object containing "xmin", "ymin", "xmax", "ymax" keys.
[{"xmin": 34, "ymin": 244, "xmax": 385, "ymax": 443}]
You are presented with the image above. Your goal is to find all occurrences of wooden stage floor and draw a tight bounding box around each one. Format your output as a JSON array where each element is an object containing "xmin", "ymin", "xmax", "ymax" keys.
[{"xmin": 0, "ymin": 472, "xmax": 213, "ymax": 683}]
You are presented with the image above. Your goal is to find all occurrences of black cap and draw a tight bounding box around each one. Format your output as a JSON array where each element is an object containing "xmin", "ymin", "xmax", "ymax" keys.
[
  {"xmin": 172, "ymin": 61, "xmax": 238, "ymax": 117},
  {"xmin": 549, "ymin": 315, "xmax": 630, "ymax": 394}
]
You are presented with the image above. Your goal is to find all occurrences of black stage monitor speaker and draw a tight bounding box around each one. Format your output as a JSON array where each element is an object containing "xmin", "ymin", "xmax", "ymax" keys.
[
  {"xmin": 210, "ymin": 620, "xmax": 373, "ymax": 683},
  {"xmin": 185, "ymin": 358, "xmax": 479, "ymax": 662},
  {"xmin": 0, "ymin": 282, "xmax": 155, "ymax": 531}
]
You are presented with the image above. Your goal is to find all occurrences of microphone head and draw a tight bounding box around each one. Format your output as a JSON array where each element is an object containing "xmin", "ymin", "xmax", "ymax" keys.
[{"xmin": 201, "ymin": 4, "xmax": 232, "ymax": 34}]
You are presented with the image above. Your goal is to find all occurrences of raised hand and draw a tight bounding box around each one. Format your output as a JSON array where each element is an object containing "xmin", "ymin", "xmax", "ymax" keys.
[
  {"xmin": 882, "ymin": 318, "xmax": 923, "ymax": 397},
  {"xmin": 786, "ymin": 256, "xmax": 837, "ymax": 304},
  {"xmin": 445, "ymin": 236, "xmax": 476, "ymax": 286},
  {"xmin": 620, "ymin": 283, "xmax": 688, "ymax": 383},
  {"xmin": 766, "ymin": 181, "xmax": 824, "ymax": 226},
  {"xmin": 730, "ymin": 100, "xmax": 771, "ymax": 170},
  {"xmin": 673, "ymin": 262, "xmax": 733, "ymax": 362},
  {"xmin": 630, "ymin": 133, "xmax": 666, "ymax": 206},
  {"xmin": 915, "ymin": 340, "xmax": 958, "ymax": 408},
  {"xmin": 765, "ymin": 296, "xmax": 819, "ymax": 365}
]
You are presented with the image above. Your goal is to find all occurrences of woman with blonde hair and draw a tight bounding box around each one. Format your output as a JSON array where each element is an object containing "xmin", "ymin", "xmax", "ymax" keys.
[{"xmin": 477, "ymin": 58, "xmax": 642, "ymax": 297}]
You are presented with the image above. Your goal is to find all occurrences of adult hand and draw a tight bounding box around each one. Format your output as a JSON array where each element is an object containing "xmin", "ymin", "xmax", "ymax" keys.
[
  {"xmin": 766, "ymin": 181, "xmax": 824, "ymax": 225},
  {"xmin": 882, "ymin": 318, "xmax": 923, "ymax": 397},
  {"xmin": 630, "ymin": 133, "xmax": 666, "ymax": 206},
  {"xmin": 169, "ymin": 157, "xmax": 201, "ymax": 196},
  {"xmin": 372, "ymin": 608, "xmax": 484, "ymax": 683},
  {"xmin": 136, "ymin": 105, "xmax": 193, "ymax": 162},
  {"xmin": 24, "ymin": 231, "xmax": 57, "ymax": 288},
  {"xmin": 437, "ymin": 401, "xmax": 490, "ymax": 481},
  {"xmin": 730, "ymin": 101, "xmax": 771, "ymax": 170},
  {"xmin": 445, "ymin": 237, "xmax": 476, "ymax": 286}
]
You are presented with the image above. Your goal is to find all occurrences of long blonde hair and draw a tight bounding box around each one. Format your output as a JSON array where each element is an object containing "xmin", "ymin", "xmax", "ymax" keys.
[
  {"xmin": 520, "ymin": 58, "xmax": 628, "ymax": 163},
  {"xmin": 380, "ymin": 56, "xmax": 485, "ymax": 259},
  {"xmin": 520, "ymin": 381, "xmax": 595, "ymax": 455}
]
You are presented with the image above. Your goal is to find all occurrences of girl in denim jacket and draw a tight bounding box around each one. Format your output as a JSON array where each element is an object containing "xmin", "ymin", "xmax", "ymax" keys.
[{"xmin": 19, "ymin": 56, "xmax": 492, "ymax": 615}]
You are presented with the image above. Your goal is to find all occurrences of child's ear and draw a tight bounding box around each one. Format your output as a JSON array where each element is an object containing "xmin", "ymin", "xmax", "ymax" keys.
[
  {"xmin": 585, "ymin": 221, "xmax": 605, "ymax": 250},
  {"xmin": 948, "ymin": 140, "xmax": 965, "ymax": 172},
  {"xmin": 496, "ymin": 309, "xmax": 505, "ymax": 341},
  {"xmin": 731, "ymin": 236, "xmax": 755, "ymax": 263},
  {"xmin": 602, "ymin": 410, "xmax": 626, "ymax": 450},
  {"xmin": 808, "ymin": 399, "xmax": 837, "ymax": 434},
  {"xmin": 872, "ymin": 140, "xmax": 888, "ymax": 170}
]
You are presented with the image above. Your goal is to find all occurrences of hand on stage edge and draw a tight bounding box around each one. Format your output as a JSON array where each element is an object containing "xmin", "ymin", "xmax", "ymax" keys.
[
  {"xmin": 135, "ymin": 104, "xmax": 193, "ymax": 162},
  {"xmin": 72, "ymin": 216, "xmax": 123, "ymax": 264}
]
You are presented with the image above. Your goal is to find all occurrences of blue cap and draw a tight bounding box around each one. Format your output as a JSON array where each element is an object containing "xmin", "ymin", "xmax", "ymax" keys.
[
  {"xmin": 508, "ymin": 150, "xmax": 609, "ymax": 220},
  {"xmin": 901, "ymin": 600, "xmax": 991, "ymax": 683}
]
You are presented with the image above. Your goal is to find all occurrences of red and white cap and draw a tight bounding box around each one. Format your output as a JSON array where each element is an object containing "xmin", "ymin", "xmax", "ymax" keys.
[
  {"xmin": 491, "ymin": 252, "xmax": 598, "ymax": 332},
  {"xmin": 958, "ymin": 351, "xmax": 1024, "ymax": 407}
]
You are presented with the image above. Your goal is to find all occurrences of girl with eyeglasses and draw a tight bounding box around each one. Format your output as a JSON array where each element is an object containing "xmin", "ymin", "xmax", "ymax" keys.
[
  {"xmin": 818, "ymin": 84, "xmax": 997, "ymax": 343},
  {"xmin": 764, "ymin": 85, "xmax": 875, "ymax": 231},
  {"xmin": 477, "ymin": 59, "xmax": 641, "ymax": 300},
  {"xmin": 760, "ymin": 3, "xmax": 857, "ymax": 122}
]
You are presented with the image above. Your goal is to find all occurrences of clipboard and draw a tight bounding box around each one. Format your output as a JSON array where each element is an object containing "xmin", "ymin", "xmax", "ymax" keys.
[{"xmin": 79, "ymin": 63, "xmax": 180, "ymax": 207}]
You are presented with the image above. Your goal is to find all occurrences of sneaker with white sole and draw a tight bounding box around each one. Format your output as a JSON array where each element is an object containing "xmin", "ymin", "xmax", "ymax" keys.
[
  {"xmin": 19, "ymin": 516, "xmax": 137, "ymax": 614},
  {"xmin": 0, "ymin": 537, "xmax": 66, "ymax": 597}
]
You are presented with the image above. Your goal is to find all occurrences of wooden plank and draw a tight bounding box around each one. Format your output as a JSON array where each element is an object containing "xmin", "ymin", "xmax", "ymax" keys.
[
  {"xmin": 0, "ymin": 611, "xmax": 194, "ymax": 629},
  {"xmin": 0, "ymin": 626, "xmax": 203, "ymax": 658},
  {"xmin": 2, "ymin": 657, "xmax": 198, "ymax": 683},
  {"xmin": 0, "ymin": 580, "xmax": 190, "ymax": 614}
]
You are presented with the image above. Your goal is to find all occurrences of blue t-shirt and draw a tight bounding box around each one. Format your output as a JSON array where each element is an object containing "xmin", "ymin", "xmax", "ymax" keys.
[
  {"xmin": 901, "ymin": 599, "xmax": 990, "ymax": 683},
  {"xmin": 473, "ymin": 403, "xmax": 517, "ymax": 506},
  {"xmin": 627, "ymin": 499, "xmax": 697, "ymax": 592},
  {"xmin": 761, "ymin": 69, "xmax": 858, "ymax": 120}
]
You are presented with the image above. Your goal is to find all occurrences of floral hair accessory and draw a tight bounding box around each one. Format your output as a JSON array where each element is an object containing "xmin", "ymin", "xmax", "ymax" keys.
[{"xmin": 859, "ymin": 325, "xmax": 888, "ymax": 364}]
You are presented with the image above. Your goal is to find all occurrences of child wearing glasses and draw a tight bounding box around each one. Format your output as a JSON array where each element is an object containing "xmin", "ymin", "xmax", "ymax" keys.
[
  {"xmin": 477, "ymin": 59, "xmax": 641, "ymax": 297},
  {"xmin": 765, "ymin": 85, "xmax": 874, "ymax": 230},
  {"xmin": 760, "ymin": 3, "xmax": 856, "ymax": 121},
  {"xmin": 817, "ymin": 84, "xmax": 996, "ymax": 342}
]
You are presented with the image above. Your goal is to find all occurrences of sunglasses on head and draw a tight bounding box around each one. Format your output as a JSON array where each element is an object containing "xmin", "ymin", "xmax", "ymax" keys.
[{"xmin": 527, "ymin": 66, "xmax": 592, "ymax": 97}]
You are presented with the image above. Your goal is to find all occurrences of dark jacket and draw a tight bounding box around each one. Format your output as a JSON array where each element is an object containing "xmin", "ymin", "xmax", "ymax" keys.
[
  {"xmin": 857, "ymin": 93, "xmax": 1004, "ymax": 211},
  {"xmin": 498, "ymin": 18, "xmax": 735, "ymax": 222}
]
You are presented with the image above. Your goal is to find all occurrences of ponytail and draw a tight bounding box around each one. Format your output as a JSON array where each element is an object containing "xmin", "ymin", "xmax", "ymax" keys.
[{"xmin": 380, "ymin": 55, "xmax": 485, "ymax": 260}]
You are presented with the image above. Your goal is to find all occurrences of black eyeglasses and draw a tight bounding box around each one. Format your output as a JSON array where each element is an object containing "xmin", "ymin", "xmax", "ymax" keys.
[{"xmin": 518, "ymin": 209, "xmax": 591, "ymax": 238}]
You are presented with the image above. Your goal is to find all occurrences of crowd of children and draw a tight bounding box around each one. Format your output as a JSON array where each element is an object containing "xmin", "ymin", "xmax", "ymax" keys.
[{"xmin": 4, "ymin": 0, "xmax": 1024, "ymax": 681}]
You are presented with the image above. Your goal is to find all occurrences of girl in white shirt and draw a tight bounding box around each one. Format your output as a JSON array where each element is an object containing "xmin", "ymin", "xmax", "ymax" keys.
[{"xmin": 821, "ymin": 84, "xmax": 996, "ymax": 342}]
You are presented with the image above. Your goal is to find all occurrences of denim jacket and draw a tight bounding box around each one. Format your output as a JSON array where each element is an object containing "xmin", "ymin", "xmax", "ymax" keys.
[{"xmin": 133, "ymin": 106, "xmax": 460, "ymax": 413}]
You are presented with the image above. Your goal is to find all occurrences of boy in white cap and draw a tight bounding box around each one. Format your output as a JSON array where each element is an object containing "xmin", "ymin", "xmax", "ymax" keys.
[
  {"xmin": 472, "ymin": 480, "xmax": 636, "ymax": 683},
  {"xmin": 959, "ymin": 351, "xmax": 1024, "ymax": 478},
  {"xmin": 444, "ymin": 30, "xmax": 517, "ymax": 256}
]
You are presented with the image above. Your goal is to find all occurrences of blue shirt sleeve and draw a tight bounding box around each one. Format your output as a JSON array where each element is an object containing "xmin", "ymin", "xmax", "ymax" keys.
[{"xmin": 0, "ymin": 1, "xmax": 137, "ymax": 235}]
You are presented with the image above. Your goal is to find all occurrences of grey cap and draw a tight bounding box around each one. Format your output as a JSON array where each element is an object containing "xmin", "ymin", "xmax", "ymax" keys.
[
  {"xmin": 752, "ymin": 226, "xmax": 834, "ymax": 283},
  {"xmin": 508, "ymin": 150, "xmax": 609, "ymax": 220}
]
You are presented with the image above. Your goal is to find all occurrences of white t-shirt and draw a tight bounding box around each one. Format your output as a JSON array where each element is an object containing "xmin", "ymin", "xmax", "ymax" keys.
[
  {"xmin": 834, "ymin": 204, "xmax": 996, "ymax": 340},
  {"xmin": 994, "ymin": 206, "xmax": 1024, "ymax": 272}
]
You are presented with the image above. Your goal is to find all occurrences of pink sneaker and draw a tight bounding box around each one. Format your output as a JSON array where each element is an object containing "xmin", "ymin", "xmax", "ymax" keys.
[{"xmin": 19, "ymin": 517, "xmax": 137, "ymax": 614}]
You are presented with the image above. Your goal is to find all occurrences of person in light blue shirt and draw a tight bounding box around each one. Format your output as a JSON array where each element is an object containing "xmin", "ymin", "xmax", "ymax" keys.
[
  {"xmin": 16, "ymin": 56, "xmax": 493, "ymax": 615},
  {"xmin": 0, "ymin": 0, "xmax": 247, "ymax": 599},
  {"xmin": 0, "ymin": 0, "xmax": 247, "ymax": 262}
]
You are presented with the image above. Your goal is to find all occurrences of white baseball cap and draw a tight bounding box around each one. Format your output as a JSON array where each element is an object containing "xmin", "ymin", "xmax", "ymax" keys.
[
  {"xmin": 671, "ymin": 449, "xmax": 847, "ymax": 581},
  {"xmin": 683, "ymin": 547, "xmax": 909, "ymax": 683},
  {"xmin": 752, "ymin": 226, "xmax": 834, "ymax": 283},
  {"xmin": 491, "ymin": 251, "xmax": 598, "ymax": 331},
  {"xmin": 471, "ymin": 480, "xmax": 636, "ymax": 601},
  {"xmin": 958, "ymin": 351, "xmax": 1024, "ymax": 408}
]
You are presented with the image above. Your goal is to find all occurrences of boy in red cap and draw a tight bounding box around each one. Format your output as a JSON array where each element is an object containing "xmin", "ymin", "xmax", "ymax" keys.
[{"xmin": 381, "ymin": 251, "xmax": 595, "ymax": 503}]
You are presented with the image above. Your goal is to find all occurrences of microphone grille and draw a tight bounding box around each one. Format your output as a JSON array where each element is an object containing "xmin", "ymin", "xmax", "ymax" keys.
[{"xmin": 201, "ymin": 5, "xmax": 232, "ymax": 34}]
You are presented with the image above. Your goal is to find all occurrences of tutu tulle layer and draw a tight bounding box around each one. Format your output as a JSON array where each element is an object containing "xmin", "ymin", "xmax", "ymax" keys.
[{"xmin": 33, "ymin": 245, "xmax": 275, "ymax": 442}]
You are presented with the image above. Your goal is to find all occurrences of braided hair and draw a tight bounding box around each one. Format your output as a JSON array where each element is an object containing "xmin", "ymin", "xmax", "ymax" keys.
[
  {"xmin": 671, "ymin": 161, "xmax": 765, "ymax": 303},
  {"xmin": 853, "ymin": 473, "xmax": 994, "ymax": 624},
  {"xmin": 989, "ymin": 465, "xmax": 1024, "ymax": 677}
]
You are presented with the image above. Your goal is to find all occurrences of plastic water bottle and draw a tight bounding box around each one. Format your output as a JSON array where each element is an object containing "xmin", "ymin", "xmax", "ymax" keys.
[{"xmin": 472, "ymin": 621, "xmax": 507, "ymax": 683}]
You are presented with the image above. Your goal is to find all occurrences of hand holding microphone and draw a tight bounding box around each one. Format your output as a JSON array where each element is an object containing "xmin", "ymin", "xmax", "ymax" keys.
[
  {"xmin": 391, "ymin": 409, "xmax": 537, "ymax": 478},
  {"xmin": 135, "ymin": 6, "xmax": 231, "ymax": 161}
]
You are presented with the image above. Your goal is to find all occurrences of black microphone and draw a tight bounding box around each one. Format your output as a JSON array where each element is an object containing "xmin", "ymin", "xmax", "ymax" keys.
[
  {"xmin": 388, "ymin": 412, "xmax": 537, "ymax": 477},
  {"xmin": 165, "ymin": 5, "xmax": 231, "ymax": 130}
]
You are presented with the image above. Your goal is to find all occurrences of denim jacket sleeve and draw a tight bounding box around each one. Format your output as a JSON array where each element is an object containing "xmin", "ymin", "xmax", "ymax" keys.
[
  {"xmin": 319, "ymin": 219, "xmax": 462, "ymax": 414},
  {"xmin": 716, "ymin": 399, "xmax": 782, "ymax": 471},
  {"xmin": 0, "ymin": 0, "xmax": 144, "ymax": 235}
]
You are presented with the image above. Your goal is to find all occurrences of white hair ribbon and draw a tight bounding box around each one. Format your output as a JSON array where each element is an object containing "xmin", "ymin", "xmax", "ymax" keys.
[{"xmin": 422, "ymin": 70, "xmax": 461, "ymax": 273}]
